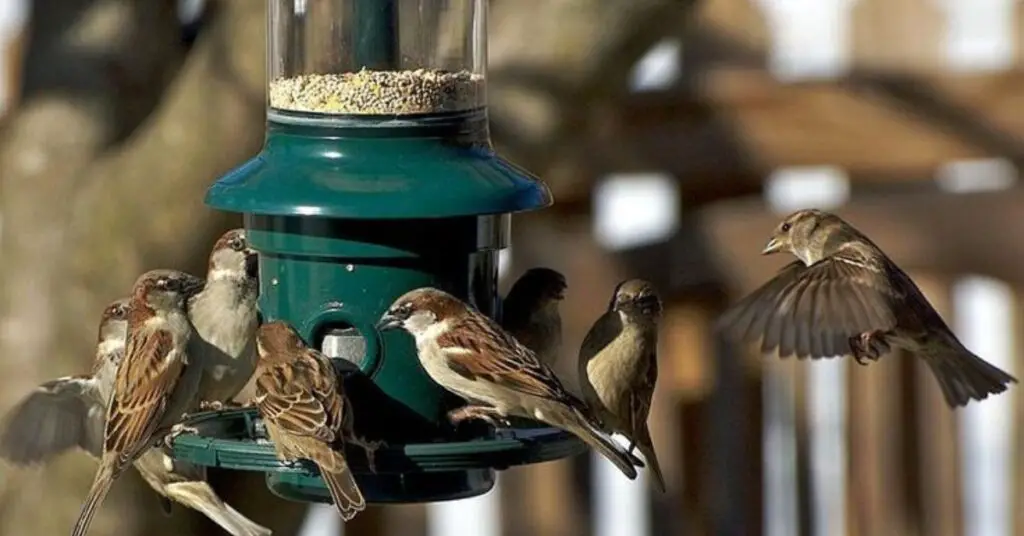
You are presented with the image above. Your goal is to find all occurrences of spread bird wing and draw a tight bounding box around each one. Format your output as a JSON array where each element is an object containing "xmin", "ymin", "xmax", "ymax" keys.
[
  {"xmin": 255, "ymin": 349, "xmax": 341, "ymax": 444},
  {"xmin": 0, "ymin": 375, "xmax": 106, "ymax": 462},
  {"xmin": 630, "ymin": 345, "xmax": 658, "ymax": 427},
  {"xmin": 438, "ymin": 313, "xmax": 579, "ymax": 407},
  {"xmin": 106, "ymin": 328, "xmax": 185, "ymax": 462},
  {"xmin": 717, "ymin": 252, "xmax": 901, "ymax": 359}
]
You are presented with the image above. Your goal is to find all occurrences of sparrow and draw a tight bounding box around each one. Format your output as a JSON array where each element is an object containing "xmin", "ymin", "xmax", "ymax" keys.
[
  {"xmin": 253, "ymin": 321, "xmax": 367, "ymax": 521},
  {"xmin": 500, "ymin": 267, "xmax": 567, "ymax": 367},
  {"xmin": 376, "ymin": 287, "xmax": 641, "ymax": 480},
  {"xmin": 0, "ymin": 294, "xmax": 271, "ymax": 536},
  {"xmin": 578, "ymin": 279, "xmax": 666, "ymax": 492},
  {"xmin": 190, "ymin": 228, "xmax": 260, "ymax": 410},
  {"xmin": 0, "ymin": 298, "xmax": 131, "ymax": 465},
  {"xmin": 717, "ymin": 208, "xmax": 1018, "ymax": 407},
  {"xmin": 72, "ymin": 269, "xmax": 205, "ymax": 536}
]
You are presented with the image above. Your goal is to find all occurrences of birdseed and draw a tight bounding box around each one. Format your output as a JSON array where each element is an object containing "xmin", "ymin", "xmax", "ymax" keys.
[{"xmin": 268, "ymin": 68, "xmax": 485, "ymax": 115}]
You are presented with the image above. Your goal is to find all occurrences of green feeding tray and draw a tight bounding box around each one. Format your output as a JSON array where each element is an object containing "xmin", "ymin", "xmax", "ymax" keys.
[{"xmin": 171, "ymin": 408, "xmax": 586, "ymax": 503}]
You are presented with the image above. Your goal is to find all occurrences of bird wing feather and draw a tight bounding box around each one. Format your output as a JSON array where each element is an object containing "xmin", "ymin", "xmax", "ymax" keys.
[
  {"xmin": 438, "ymin": 313, "xmax": 579, "ymax": 406},
  {"xmin": 255, "ymin": 350, "xmax": 340, "ymax": 444},
  {"xmin": 106, "ymin": 328, "xmax": 184, "ymax": 461},
  {"xmin": 578, "ymin": 312, "xmax": 622, "ymax": 365},
  {"xmin": 718, "ymin": 251, "xmax": 901, "ymax": 359}
]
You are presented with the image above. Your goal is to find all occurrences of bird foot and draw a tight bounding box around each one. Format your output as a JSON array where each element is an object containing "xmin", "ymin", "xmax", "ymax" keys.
[
  {"xmin": 348, "ymin": 435, "xmax": 386, "ymax": 473},
  {"xmin": 199, "ymin": 400, "xmax": 245, "ymax": 411},
  {"xmin": 163, "ymin": 424, "xmax": 199, "ymax": 450},
  {"xmin": 447, "ymin": 406, "xmax": 511, "ymax": 428},
  {"xmin": 850, "ymin": 332, "xmax": 885, "ymax": 366}
]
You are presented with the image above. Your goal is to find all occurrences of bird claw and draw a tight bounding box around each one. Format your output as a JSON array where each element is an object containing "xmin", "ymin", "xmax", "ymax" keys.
[
  {"xmin": 348, "ymin": 435, "xmax": 385, "ymax": 473},
  {"xmin": 199, "ymin": 400, "xmax": 245, "ymax": 411},
  {"xmin": 198, "ymin": 400, "xmax": 222, "ymax": 411},
  {"xmin": 163, "ymin": 424, "xmax": 199, "ymax": 450},
  {"xmin": 850, "ymin": 332, "xmax": 885, "ymax": 366},
  {"xmin": 448, "ymin": 406, "xmax": 510, "ymax": 428}
]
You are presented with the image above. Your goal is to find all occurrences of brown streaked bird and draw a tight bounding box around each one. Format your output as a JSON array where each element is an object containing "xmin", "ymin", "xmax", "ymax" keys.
[
  {"xmin": 72, "ymin": 270, "xmax": 205, "ymax": 536},
  {"xmin": 191, "ymin": 228, "xmax": 261, "ymax": 410},
  {"xmin": 377, "ymin": 288, "xmax": 642, "ymax": 480},
  {"xmin": 578, "ymin": 279, "xmax": 666, "ymax": 492},
  {"xmin": 501, "ymin": 267, "xmax": 567, "ymax": 368},
  {"xmin": 0, "ymin": 293, "xmax": 270, "ymax": 535},
  {"xmin": 253, "ymin": 321, "xmax": 368, "ymax": 522},
  {"xmin": 717, "ymin": 208, "xmax": 1017, "ymax": 407}
]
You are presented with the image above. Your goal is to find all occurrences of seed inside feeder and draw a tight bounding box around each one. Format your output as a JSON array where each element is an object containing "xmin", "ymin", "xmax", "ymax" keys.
[{"xmin": 268, "ymin": 68, "xmax": 486, "ymax": 115}]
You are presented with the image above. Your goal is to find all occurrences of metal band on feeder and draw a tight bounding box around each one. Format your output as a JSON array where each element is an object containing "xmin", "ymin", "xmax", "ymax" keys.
[{"xmin": 169, "ymin": 0, "xmax": 585, "ymax": 504}]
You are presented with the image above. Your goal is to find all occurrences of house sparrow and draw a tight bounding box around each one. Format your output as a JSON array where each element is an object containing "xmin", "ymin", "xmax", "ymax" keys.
[
  {"xmin": 717, "ymin": 208, "xmax": 1018, "ymax": 407},
  {"xmin": 72, "ymin": 269, "xmax": 205, "ymax": 536},
  {"xmin": 190, "ymin": 228, "xmax": 260, "ymax": 410},
  {"xmin": 578, "ymin": 279, "xmax": 666, "ymax": 492},
  {"xmin": 0, "ymin": 294, "xmax": 270, "ymax": 535},
  {"xmin": 500, "ymin": 267, "xmax": 567, "ymax": 367},
  {"xmin": 253, "ymin": 321, "xmax": 366, "ymax": 521},
  {"xmin": 376, "ymin": 287, "xmax": 641, "ymax": 480},
  {"xmin": 0, "ymin": 298, "xmax": 131, "ymax": 465}
]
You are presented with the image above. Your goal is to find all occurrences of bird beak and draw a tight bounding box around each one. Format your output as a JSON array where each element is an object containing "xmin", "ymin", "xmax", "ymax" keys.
[
  {"xmin": 375, "ymin": 312, "xmax": 402, "ymax": 332},
  {"xmin": 761, "ymin": 237, "xmax": 783, "ymax": 255}
]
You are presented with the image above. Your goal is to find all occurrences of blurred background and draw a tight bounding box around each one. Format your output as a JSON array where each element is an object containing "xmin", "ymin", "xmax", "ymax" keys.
[{"xmin": 0, "ymin": 0, "xmax": 1023, "ymax": 535}]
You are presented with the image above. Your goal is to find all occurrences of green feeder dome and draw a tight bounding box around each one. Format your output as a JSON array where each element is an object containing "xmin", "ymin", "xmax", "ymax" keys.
[{"xmin": 171, "ymin": 0, "xmax": 586, "ymax": 504}]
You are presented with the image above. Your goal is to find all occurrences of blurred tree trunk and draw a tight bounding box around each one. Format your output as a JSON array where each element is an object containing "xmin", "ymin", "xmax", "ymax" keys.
[
  {"xmin": 0, "ymin": 0, "xmax": 185, "ymax": 534},
  {"xmin": 0, "ymin": 0, "xmax": 309, "ymax": 534}
]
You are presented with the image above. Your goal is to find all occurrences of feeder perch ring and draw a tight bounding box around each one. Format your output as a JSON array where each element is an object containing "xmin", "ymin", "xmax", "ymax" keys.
[{"xmin": 171, "ymin": 408, "xmax": 588, "ymax": 503}]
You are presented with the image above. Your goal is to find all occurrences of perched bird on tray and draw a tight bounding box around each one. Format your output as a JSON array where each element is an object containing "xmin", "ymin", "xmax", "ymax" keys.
[{"xmin": 377, "ymin": 287, "xmax": 642, "ymax": 480}]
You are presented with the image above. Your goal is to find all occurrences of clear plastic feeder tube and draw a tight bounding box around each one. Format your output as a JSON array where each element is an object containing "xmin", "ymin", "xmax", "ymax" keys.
[{"xmin": 267, "ymin": 0, "xmax": 487, "ymax": 117}]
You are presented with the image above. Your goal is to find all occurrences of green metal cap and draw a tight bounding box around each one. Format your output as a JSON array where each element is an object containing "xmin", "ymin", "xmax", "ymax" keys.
[{"xmin": 205, "ymin": 111, "xmax": 553, "ymax": 219}]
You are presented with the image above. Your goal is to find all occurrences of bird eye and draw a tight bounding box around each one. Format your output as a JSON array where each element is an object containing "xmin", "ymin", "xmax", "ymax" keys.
[
  {"xmin": 781, "ymin": 222, "xmax": 792, "ymax": 232},
  {"xmin": 229, "ymin": 237, "xmax": 245, "ymax": 251}
]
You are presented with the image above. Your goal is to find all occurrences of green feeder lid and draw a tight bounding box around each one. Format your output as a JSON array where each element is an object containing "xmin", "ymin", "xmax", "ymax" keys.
[
  {"xmin": 204, "ymin": 112, "xmax": 553, "ymax": 219},
  {"xmin": 171, "ymin": 407, "xmax": 588, "ymax": 504}
]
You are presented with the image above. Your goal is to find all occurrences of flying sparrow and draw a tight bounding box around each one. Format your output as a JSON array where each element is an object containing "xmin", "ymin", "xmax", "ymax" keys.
[
  {"xmin": 578, "ymin": 279, "xmax": 666, "ymax": 492},
  {"xmin": 253, "ymin": 321, "xmax": 368, "ymax": 521},
  {"xmin": 0, "ymin": 298, "xmax": 131, "ymax": 465},
  {"xmin": 377, "ymin": 287, "xmax": 641, "ymax": 480},
  {"xmin": 72, "ymin": 269, "xmax": 205, "ymax": 536},
  {"xmin": 500, "ymin": 267, "xmax": 567, "ymax": 368},
  {"xmin": 717, "ymin": 208, "xmax": 1018, "ymax": 407},
  {"xmin": 190, "ymin": 228, "xmax": 260, "ymax": 410}
]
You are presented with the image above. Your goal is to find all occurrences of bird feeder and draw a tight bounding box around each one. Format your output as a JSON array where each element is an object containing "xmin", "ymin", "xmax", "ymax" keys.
[{"xmin": 171, "ymin": 0, "xmax": 586, "ymax": 504}]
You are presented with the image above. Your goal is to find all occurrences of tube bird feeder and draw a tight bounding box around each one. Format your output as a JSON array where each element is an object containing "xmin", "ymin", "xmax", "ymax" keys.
[{"xmin": 171, "ymin": 0, "xmax": 586, "ymax": 504}]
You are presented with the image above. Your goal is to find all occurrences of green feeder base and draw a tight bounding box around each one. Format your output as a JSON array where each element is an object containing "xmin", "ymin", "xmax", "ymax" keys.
[{"xmin": 171, "ymin": 408, "xmax": 587, "ymax": 504}]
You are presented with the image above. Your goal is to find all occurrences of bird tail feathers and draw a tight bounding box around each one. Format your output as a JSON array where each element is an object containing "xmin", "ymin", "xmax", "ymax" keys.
[
  {"xmin": 924, "ymin": 346, "xmax": 1017, "ymax": 407},
  {"xmin": 634, "ymin": 425, "xmax": 667, "ymax": 493},
  {"xmin": 318, "ymin": 452, "xmax": 365, "ymax": 522},
  {"xmin": 554, "ymin": 405, "xmax": 639, "ymax": 480},
  {"xmin": 71, "ymin": 459, "xmax": 117, "ymax": 536},
  {"xmin": 164, "ymin": 480, "xmax": 272, "ymax": 536}
]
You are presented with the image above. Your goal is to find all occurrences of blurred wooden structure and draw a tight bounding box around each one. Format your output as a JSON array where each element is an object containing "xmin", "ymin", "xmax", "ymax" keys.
[
  {"xmin": 0, "ymin": 0, "xmax": 1022, "ymax": 535},
  {"xmin": 498, "ymin": 0, "xmax": 1024, "ymax": 536}
]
